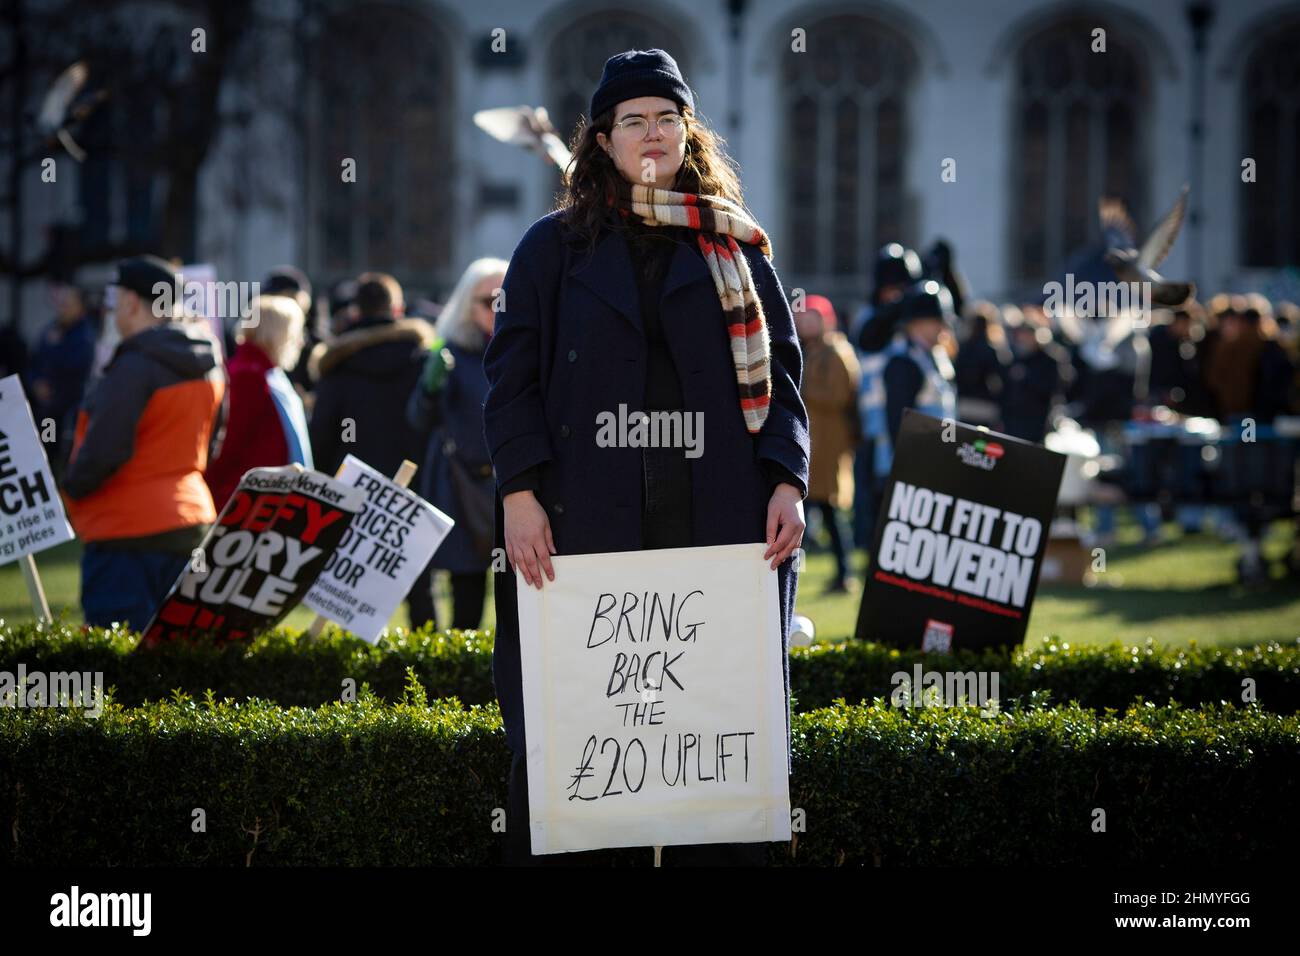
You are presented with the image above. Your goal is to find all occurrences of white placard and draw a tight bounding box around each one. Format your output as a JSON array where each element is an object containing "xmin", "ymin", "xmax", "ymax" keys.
[
  {"xmin": 302, "ymin": 454, "xmax": 453, "ymax": 642},
  {"xmin": 518, "ymin": 542, "xmax": 791, "ymax": 855},
  {"xmin": 0, "ymin": 375, "xmax": 75, "ymax": 565}
]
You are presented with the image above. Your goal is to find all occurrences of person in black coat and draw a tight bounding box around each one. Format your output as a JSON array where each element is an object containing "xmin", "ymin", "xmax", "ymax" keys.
[
  {"xmin": 1148, "ymin": 302, "xmax": 1215, "ymax": 417},
  {"xmin": 952, "ymin": 301, "xmax": 1008, "ymax": 429},
  {"xmin": 307, "ymin": 271, "xmax": 436, "ymax": 623},
  {"xmin": 406, "ymin": 257, "xmax": 508, "ymax": 631},
  {"xmin": 482, "ymin": 50, "xmax": 809, "ymax": 867},
  {"xmin": 1000, "ymin": 308, "xmax": 1062, "ymax": 443}
]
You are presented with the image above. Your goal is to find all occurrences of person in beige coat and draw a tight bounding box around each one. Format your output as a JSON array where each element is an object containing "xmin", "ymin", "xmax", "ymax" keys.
[{"xmin": 796, "ymin": 294, "xmax": 862, "ymax": 592}]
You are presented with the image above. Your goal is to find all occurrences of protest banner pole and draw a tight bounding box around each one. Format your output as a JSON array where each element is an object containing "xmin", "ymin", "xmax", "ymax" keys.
[
  {"xmin": 304, "ymin": 459, "xmax": 419, "ymax": 639},
  {"xmin": 0, "ymin": 374, "xmax": 74, "ymax": 623},
  {"xmin": 20, "ymin": 553, "xmax": 52, "ymax": 622}
]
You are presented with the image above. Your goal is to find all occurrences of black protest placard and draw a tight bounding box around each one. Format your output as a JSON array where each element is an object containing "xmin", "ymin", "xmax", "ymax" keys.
[
  {"xmin": 140, "ymin": 467, "xmax": 365, "ymax": 647},
  {"xmin": 854, "ymin": 410, "xmax": 1066, "ymax": 651}
]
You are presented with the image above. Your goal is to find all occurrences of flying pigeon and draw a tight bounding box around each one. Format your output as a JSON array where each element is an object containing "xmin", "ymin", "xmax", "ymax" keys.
[
  {"xmin": 473, "ymin": 105, "xmax": 573, "ymax": 176},
  {"xmin": 36, "ymin": 61, "xmax": 90, "ymax": 161},
  {"xmin": 1102, "ymin": 185, "xmax": 1195, "ymax": 307}
]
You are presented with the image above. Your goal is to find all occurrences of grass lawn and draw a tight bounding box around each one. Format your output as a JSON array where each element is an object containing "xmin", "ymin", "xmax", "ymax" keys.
[{"xmin": 3, "ymin": 515, "xmax": 1297, "ymax": 649}]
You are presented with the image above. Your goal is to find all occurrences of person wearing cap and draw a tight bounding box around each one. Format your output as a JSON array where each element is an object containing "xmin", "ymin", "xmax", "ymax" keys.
[
  {"xmin": 795, "ymin": 294, "xmax": 860, "ymax": 593},
  {"xmin": 850, "ymin": 243, "xmax": 922, "ymax": 550},
  {"xmin": 482, "ymin": 49, "xmax": 809, "ymax": 867},
  {"xmin": 877, "ymin": 279, "xmax": 958, "ymax": 479},
  {"xmin": 852, "ymin": 244, "xmax": 922, "ymax": 354},
  {"xmin": 61, "ymin": 255, "xmax": 226, "ymax": 631}
]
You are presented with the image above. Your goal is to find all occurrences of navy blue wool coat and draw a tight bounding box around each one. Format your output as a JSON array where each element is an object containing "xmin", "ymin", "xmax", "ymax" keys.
[{"xmin": 482, "ymin": 210, "xmax": 811, "ymax": 758}]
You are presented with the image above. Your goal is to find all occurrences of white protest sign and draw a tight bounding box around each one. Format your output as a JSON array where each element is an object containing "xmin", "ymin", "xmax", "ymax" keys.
[
  {"xmin": 179, "ymin": 262, "xmax": 226, "ymax": 361},
  {"xmin": 0, "ymin": 375, "xmax": 75, "ymax": 565},
  {"xmin": 303, "ymin": 454, "xmax": 453, "ymax": 643},
  {"xmin": 517, "ymin": 542, "xmax": 792, "ymax": 855}
]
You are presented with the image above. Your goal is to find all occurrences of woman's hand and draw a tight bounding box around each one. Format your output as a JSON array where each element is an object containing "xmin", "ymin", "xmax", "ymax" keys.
[
  {"xmin": 503, "ymin": 490, "xmax": 555, "ymax": 589},
  {"xmin": 764, "ymin": 482, "xmax": 805, "ymax": 570}
]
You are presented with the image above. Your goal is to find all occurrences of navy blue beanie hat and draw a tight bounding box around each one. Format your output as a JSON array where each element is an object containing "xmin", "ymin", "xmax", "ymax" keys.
[{"xmin": 590, "ymin": 49, "xmax": 694, "ymax": 121}]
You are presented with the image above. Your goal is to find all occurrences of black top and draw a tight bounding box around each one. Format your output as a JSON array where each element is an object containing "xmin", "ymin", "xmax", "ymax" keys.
[
  {"xmin": 883, "ymin": 353, "xmax": 925, "ymax": 444},
  {"xmin": 624, "ymin": 217, "xmax": 692, "ymax": 412},
  {"xmin": 499, "ymin": 220, "xmax": 801, "ymax": 498}
]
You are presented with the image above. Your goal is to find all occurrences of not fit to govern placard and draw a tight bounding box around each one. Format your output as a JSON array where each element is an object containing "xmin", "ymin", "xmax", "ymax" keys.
[
  {"xmin": 0, "ymin": 375, "xmax": 74, "ymax": 563},
  {"xmin": 854, "ymin": 410, "xmax": 1066, "ymax": 651},
  {"xmin": 517, "ymin": 542, "xmax": 792, "ymax": 855},
  {"xmin": 303, "ymin": 455, "xmax": 453, "ymax": 643}
]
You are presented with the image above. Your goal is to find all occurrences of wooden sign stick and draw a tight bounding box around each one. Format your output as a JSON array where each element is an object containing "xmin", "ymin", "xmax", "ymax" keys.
[
  {"xmin": 304, "ymin": 459, "xmax": 419, "ymax": 639},
  {"xmin": 21, "ymin": 553, "xmax": 52, "ymax": 622}
]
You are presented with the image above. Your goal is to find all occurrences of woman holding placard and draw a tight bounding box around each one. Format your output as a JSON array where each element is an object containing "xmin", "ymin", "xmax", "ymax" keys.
[{"xmin": 483, "ymin": 49, "xmax": 809, "ymax": 866}]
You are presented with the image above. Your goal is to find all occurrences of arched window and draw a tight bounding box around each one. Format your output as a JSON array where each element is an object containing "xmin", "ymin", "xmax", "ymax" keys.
[
  {"xmin": 1011, "ymin": 18, "xmax": 1147, "ymax": 281},
  {"xmin": 309, "ymin": 4, "xmax": 453, "ymax": 289},
  {"xmin": 546, "ymin": 14, "xmax": 689, "ymax": 201},
  {"xmin": 780, "ymin": 15, "xmax": 918, "ymax": 292},
  {"xmin": 1240, "ymin": 24, "xmax": 1300, "ymax": 268}
]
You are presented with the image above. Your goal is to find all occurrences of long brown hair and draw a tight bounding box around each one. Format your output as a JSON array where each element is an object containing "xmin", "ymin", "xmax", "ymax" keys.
[{"xmin": 557, "ymin": 104, "xmax": 748, "ymax": 250}]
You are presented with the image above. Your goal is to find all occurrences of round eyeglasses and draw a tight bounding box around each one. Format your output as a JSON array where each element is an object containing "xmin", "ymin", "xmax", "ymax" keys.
[{"xmin": 612, "ymin": 114, "xmax": 685, "ymax": 139}]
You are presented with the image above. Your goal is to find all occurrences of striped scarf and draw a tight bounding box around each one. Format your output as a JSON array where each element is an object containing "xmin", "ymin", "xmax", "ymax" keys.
[{"xmin": 611, "ymin": 180, "xmax": 773, "ymax": 434}]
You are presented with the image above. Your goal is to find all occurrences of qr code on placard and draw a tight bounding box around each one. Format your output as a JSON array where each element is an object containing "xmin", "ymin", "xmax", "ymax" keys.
[{"xmin": 921, "ymin": 618, "xmax": 953, "ymax": 653}]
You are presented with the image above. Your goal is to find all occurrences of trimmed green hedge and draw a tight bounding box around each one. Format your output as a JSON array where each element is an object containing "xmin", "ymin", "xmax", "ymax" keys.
[
  {"xmin": 0, "ymin": 623, "xmax": 496, "ymax": 709},
  {"xmin": 2, "ymin": 684, "xmax": 1297, "ymax": 865},
  {"xmin": 2, "ymin": 622, "xmax": 1298, "ymax": 713},
  {"xmin": 789, "ymin": 636, "xmax": 1300, "ymax": 713}
]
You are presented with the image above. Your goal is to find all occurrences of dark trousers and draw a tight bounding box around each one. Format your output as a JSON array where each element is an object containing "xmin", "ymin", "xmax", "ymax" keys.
[
  {"xmin": 407, "ymin": 565, "xmax": 489, "ymax": 632},
  {"xmin": 851, "ymin": 439, "xmax": 876, "ymax": 549},
  {"xmin": 80, "ymin": 545, "xmax": 189, "ymax": 632},
  {"xmin": 811, "ymin": 500, "xmax": 851, "ymax": 584},
  {"xmin": 502, "ymin": 444, "xmax": 768, "ymax": 866}
]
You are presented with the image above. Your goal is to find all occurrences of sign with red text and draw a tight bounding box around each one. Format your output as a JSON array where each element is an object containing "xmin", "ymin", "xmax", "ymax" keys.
[
  {"xmin": 855, "ymin": 410, "xmax": 1065, "ymax": 650},
  {"xmin": 516, "ymin": 542, "xmax": 791, "ymax": 855},
  {"xmin": 302, "ymin": 455, "xmax": 453, "ymax": 643},
  {"xmin": 0, "ymin": 375, "xmax": 74, "ymax": 564},
  {"xmin": 140, "ymin": 466, "xmax": 364, "ymax": 646}
]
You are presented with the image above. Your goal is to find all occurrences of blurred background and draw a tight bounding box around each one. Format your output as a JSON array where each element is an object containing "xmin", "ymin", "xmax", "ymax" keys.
[
  {"xmin": 1, "ymin": 0, "xmax": 1298, "ymax": 645},
  {"xmin": 3, "ymin": 0, "xmax": 1298, "ymax": 320}
]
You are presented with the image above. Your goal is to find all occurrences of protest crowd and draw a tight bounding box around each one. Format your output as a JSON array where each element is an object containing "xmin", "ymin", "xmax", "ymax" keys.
[
  {"xmin": 7, "ymin": 223, "xmax": 1296, "ymax": 633},
  {"xmin": 0, "ymin": 28, "xmax": 1296, "ymax": 880}
]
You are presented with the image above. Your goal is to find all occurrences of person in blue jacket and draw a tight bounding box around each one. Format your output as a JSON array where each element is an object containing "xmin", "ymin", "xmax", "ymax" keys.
[
  {"xmin": 849, "ymin": 244, "xmax": 921, "ymax": 549},
  {"xmin": 25, "ymin": 281, "xmax": 98, "ymax": 472},
  {"xmin": 482, "ymin": 49, "xmax": 809, "ymax": 867},
  {"xmin": 878, "ymin": 280, "xmax": 958, "ymax": 477},
  {"xmin": 406, "ymin": 257, "xmax": 508, "ymax": 631}
]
